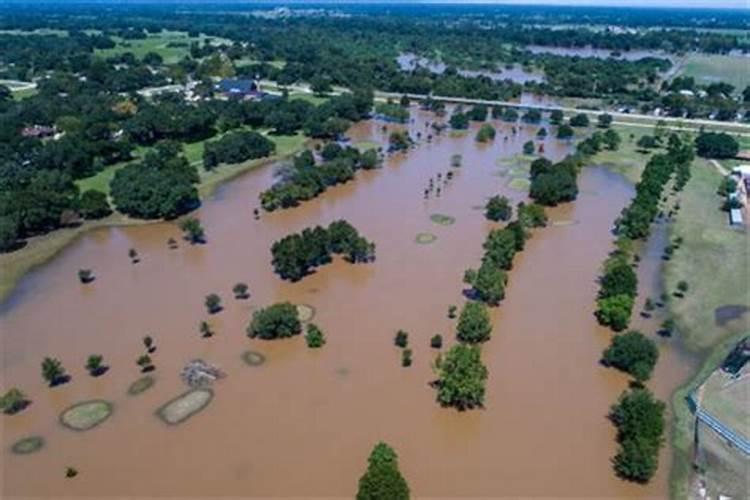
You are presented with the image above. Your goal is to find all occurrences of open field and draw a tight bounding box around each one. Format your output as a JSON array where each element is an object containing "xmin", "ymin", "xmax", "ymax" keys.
[
  {"xmin": 3, "ymin": 133, "xmax": 306, "ymax": 303},
  {"xmin": 678, "ymin": 54, "xmax": 750, "ymax": 93},
  {"xmin": 663, "ymin": 160, "xmax": 750, "ymax": 351},
  {"xmin": 95, "ymin": 31, "xmax": 230, "ymax": 64}
]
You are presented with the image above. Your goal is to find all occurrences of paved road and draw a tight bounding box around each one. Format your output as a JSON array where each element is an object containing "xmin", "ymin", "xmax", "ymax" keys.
[
  {"xmin": 375, "ymin": 90, "xmax": 750, "ymax": 135},
  {"xmin": 261, "ymin": 80, "xmax": 750, "ymax": 135}
]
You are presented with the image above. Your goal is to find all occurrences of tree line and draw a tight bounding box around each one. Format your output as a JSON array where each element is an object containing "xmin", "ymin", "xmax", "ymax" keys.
[{"xmin": 260, "ymin": 144, "xmax": 380, "ymax": 212}]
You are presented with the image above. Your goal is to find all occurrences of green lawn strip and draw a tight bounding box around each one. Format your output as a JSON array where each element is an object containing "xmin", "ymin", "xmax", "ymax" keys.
[{"xmin": 663, "ymin": 160, "xmax": 749, "ymax": 351}]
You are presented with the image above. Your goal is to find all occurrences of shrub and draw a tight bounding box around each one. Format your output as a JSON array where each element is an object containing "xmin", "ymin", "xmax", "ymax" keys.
[
  {"xmin": 430, "ymin": 334, "xmax": 443, "ymax": 349},
  {"xmin": 394, "ymin": 330, "xmax": 409, "ymax": 348}
]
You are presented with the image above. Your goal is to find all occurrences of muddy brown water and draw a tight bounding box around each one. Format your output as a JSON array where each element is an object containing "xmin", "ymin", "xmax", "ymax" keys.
[{"xmin": 1, "ymin": 110, "xmax": 697, "ymax": 498}]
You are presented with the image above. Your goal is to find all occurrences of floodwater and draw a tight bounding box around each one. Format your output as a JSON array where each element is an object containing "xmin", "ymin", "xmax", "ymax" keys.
[
  {"xmin": 1, "ymin": 109, "xmax": 697, "ymax": 498},
  {"xmin": 397, "ymin": 53, "xmax": 545, "ymax": 84},
  {"xmin": 526, "ymin": 45, "xmax": 675, "ymax": 63}
]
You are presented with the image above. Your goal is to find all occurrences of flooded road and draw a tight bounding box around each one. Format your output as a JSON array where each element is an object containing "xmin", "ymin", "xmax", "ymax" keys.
[{"xmin": 1, "ymin": 110, "xmax": 695, "ymax": 498}]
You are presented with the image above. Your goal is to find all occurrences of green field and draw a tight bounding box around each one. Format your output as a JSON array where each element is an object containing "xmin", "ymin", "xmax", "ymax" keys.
[
  {"xmin": 664, "ymin": 160, "xmax": 750, "ymax": 351},
  {"xmin": 95, "ymin": 31, "xmax": 229, "ymax": 64},
  {"xmin": 678, "ymin": 54, "xmax": 750, "ymax": 93}
]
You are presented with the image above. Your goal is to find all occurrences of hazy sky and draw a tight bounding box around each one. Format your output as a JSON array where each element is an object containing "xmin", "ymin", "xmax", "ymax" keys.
[{"xmin": 401, "ymin": 0, "xmax": 748, "ymax": 8}]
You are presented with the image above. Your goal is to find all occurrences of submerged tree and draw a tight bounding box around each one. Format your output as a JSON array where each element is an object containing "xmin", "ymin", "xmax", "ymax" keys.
[
  {"xmin": 233, "ymin": 282, "xmax": 250, "ymax": 300},
  {"xmin": 394, "ymin": 330, "xmax": 409, "ymax": 348},
  {"xmin": 305, "ymin": 323, "xmax": 326, "ymax": 348},
  {"xmin": 0, "ymin": 388, "xmax": 29, "ymax": 415},
  {"xmin": 247, "ymin": 302, "xmax": 302, "ymax": 340},
  {"xmin": 137, "ymin": 354, "xmax": 154, "ymax": 373},
  {"xmin": 435, "ymin": 344, "xmax": 487, "ymax": 410},
  {"xmin": 356, "ymin": 442, "xmax": 410, "ymax": 500},
  {"xmin": 180, "ymin": 217, "xmax": 205, "ymax": 244},
  {"xmin": 85, "ymin": 354, "xmax": 106, "ymax": 376},
  {"xmin": 602, "ymin": 331, "xmax": 659, "ymax": 382},
  {"xmin": 456, "ymin": 302, "xmax": 492, "ymax": 343},
  {"xmin": 143, "ymin": 335, "xmax": 155, "ymax": 353},
  {"xmin": 41, "ymin": 357, "xmax": 67, "ymax": 386},
  {"xmin": 78, "ymin": 269, "xmax": 95, "ymax": 284},
  {"xmin": 205, "ymin": 293, "xmax": 223, "ymax": 314},
  {"xmin": 485, "ymin": 195, "xmax": 512, "ymax": 222}
]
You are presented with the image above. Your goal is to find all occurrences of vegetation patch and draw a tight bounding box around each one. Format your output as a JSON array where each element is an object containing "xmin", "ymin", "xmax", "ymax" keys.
[
  {"xmin": 60, "ymin": 400, "xmax": 113, "ymax": 431},
  {"xmin": 296, "ymin": 304, "xmax": 316, "ymax": 322},
  {"xmin": 11, "ymin": 436, "xmax": 44, "ymax": 455},
  {"xmin": 127, "ymin": 375, "xmax": 156, "ymax": 396},
  {"xmin": 415, "ymin": 232, "xmax": 437, "ymax": 244},
  {"xmin": 507, "ymin": 178, "xmax": 531, "ymax": 192},
  {"xmin": 241, "ymin": 350, "xmax": 267, "ymax": 367},
  {"xmin": 429, "ymin": 213, "xmax": 455, "ymax": 226},
  {"xmin": 156, "ymin": 389, "xmax": 213, "ymax": 425}
]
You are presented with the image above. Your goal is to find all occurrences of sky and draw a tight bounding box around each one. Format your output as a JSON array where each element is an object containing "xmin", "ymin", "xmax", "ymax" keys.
[{"xmin": 249, "ymin": 0, "xmax": 750, "ymax": 9}]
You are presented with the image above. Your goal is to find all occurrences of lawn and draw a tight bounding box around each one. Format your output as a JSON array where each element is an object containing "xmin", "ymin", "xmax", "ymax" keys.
[
  {"xmin": 663, "ymin": 159, "xmax": 750, "ymax": 351},
  {"xmin": 95, "ymin": 31, "xmax": 229, "ymax": 64},
  {"xmin": 591, "ymin": 124, "xmax": 655, "ymax": 184},
  {"xmin": 678, "ymin": 54, "xmax": 750, "ymax": 93}
]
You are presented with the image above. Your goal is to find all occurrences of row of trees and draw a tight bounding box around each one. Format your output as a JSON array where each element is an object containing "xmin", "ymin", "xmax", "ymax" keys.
[
  {"xmin": 595, "ymin": 253, "xmax": 639, "ymax": 332},
  {"xmin": 260, "ymin": 147, "xmax": 380, "ymax": 212},
  {"xmin": 271, "ymin": 220, "xmax": 375, "ymax": 281}
]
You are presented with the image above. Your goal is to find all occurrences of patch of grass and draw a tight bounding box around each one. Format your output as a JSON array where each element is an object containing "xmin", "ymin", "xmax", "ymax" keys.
[
  {"xmin": 678, "ymin": 54, "xmax": 750, "ymax": 93},
  {"xmin": 241, "ymin": 350, "xmax": 267, "ymax": 367},
  {"xmin": 288, "ymin": 92, "xmax": 328, "ymax": 106},
  {"xmin": 296, "ymin": 304, "xmax": 316, "ymax": 322},
  {"xmin": 59, "ymin": 400, "xmax": 113, "ymax": 431},
  {"xmin": 429, "ymin": 213, "xmax": 455, "ymax": 225},
  {"xmin": 127, "ymin": 375, "xmax": 155, "ymax": 396},
  {"xmin": 10, "ymin": 436, "xmax": 45, "ymax": 455},
  {"xmin": 75, "ymin": 163, "xmax": 128, "ymax": 195},
  {"xmin": 507, "ymin": 178, "xmax": 531, "ymax": 192},
  {"xmin": 11, "ymin": 87, "xmax": 38, "ymax": 101},
  {"xmin": 415, "ymin": 232, "xmax": 437, "ymax": 244},
  {"xmin": 352, "ymin": 140, "xmax": 380, "ymax": 152},
  {"xmin": 664, "ymin": 160, "xmax": 750, "ymax": 351},
  {"xmin": 156, "ymin": 389, "xmax": 213, "ymax": 425}
]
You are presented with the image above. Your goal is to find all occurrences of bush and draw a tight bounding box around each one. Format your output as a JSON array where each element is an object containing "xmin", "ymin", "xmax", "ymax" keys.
[
  {"xmin": 435, "ymin": 344, "xmax": 487, "ymax": 410},
  {"xmin": 78, "ymin": 190, "xmax": 112, "ymax": 219},
  {"xmin": 205, "ymin": 293, "xmax": 222, "ymax": 314},
  {"xmin": 0, "ymin": 388, "xmax": 28, "ymax": 414},
  {"xmin": 456, "ymin": 302, "xmax": 492, "ymax": 343},
  {"xmin": 247, "ymin": 302, "xmax": 302, "ymax": 340},
  {"xmin": 602, "ymin": 331, "xmax": 659, "ymax": 382}
]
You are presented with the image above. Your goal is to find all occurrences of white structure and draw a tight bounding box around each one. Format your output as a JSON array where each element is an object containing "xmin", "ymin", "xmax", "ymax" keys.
[
  {"xmin": 729, "ymin": 208, "xmax": 743, "ymax": 226},
  {"xmin": 732, "ymin": 165, "xmax": 750, "ymax": 179}
]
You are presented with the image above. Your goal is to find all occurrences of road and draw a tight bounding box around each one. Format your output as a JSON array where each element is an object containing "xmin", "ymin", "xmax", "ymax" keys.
[{"xmin": 260, "ymin": 80, "xmax": 750, "ymax": 136}]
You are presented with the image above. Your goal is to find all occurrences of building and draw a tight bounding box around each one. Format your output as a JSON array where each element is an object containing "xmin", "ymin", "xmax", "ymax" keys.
[
  {"xmin": 21, "ymin": 125, "xmax": 56, "ymax": 139},
  {"xmin": 215, "ymin": 79, "xmax": 260, "ymax": 99}
]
